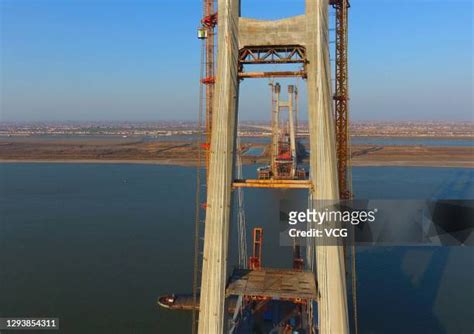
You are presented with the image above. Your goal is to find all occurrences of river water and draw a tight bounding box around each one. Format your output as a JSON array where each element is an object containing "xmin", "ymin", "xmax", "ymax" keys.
[{"xmin": 0, "ymin": 164, "xmax": 472, "ymax": 333}]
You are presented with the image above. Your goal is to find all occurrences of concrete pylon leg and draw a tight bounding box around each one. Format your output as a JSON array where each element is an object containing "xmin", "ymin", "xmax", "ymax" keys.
[
  {"xmin": 306, "ymin": 0, "xmax": 349, "ymax": 333},
  {"xmin": 197, "ymin": 0, "xmax": 240, "ymax": 333}
]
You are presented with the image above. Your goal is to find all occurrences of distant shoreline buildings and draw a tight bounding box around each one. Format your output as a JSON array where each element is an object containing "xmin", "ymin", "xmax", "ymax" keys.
[{"xmin": 0, "ymin": 120, "xmax": 472, "ymax": 139}]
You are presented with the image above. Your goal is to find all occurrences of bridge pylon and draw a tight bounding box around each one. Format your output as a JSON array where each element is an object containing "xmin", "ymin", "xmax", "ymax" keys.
[{"xmin": 198, "ymin": 1, "xmax": 349, "ymax": 333}]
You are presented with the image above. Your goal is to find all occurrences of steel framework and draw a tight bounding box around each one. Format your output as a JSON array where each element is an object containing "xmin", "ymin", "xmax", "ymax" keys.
[
  {"xmin": 331, "ymin": 0, "xmax": 351, "ymax": 199},
  {"xmin": 239, "ymin": 45, "xmax": 306, "ymax": 65},
  {"xmin": 202, "ymin": 2, "xmax": 216, "ymax": 171},
  {"xmin": 330, "ymin": 4, "xmax": 358, "ymax": 334},
  {"xmin": 238, "ymin": 45, "xmax": 307, "ymax": 79}
]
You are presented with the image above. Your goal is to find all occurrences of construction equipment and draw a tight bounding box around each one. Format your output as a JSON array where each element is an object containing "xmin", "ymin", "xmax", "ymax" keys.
[{"xmin": 248, "ymin": 228, "xmax": 263, "ymax": 270}]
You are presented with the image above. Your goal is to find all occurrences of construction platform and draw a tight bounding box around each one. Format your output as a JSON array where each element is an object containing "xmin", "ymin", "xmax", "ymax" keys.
[
  {"xmin": 226, "ymin": 268, "xmax": 318, "ymax": 301},
  {"xmin": 232, "ymin": 179, "xmax": 312, "ymax": 189}
]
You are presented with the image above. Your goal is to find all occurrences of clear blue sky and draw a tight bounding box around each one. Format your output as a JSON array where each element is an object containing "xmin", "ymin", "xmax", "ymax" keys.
[{"xmin": 1, "ymin": 0, "xmax": 472, "ymax": 122}]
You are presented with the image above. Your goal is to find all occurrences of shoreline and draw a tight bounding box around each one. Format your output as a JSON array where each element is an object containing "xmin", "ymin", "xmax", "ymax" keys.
[
  {"xmin": 1, "ymin": 139, "xmax": 471, "ymax": 168},
  {"xmin": 0, "ymin": 159, "xmax": 197, "ymax": 167},
  {"xmin": 1, "ymin": 159, "xmax": 472, "ymax": 168}
]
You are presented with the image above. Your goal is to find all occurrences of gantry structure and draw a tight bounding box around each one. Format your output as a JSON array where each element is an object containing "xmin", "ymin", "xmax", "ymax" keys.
[{"xmin": 186, "ymin": 0, "xmax": 354, "ymax": 333}]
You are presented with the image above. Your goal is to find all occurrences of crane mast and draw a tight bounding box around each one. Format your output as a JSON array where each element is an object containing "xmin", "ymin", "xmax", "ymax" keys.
[
  {"xmin": 332, "ymin": 0, "xmax": 351, "ymax": 199},
  {"xmin": 201, "ymin": 0, "xmax": 216, "ymax": 172},
  {"xmin": 193, "ymin": 1, "xmax": 216, "ymax": 333}
]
